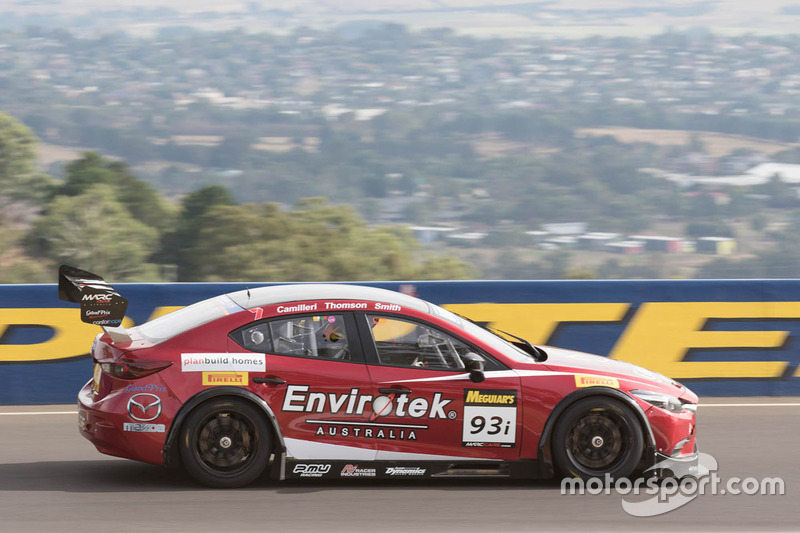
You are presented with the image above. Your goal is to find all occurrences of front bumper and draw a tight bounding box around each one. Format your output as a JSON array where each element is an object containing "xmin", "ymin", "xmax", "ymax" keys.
[{"xmin": 653, "ymin": 447, "xmax": 701, "ymax": 478}]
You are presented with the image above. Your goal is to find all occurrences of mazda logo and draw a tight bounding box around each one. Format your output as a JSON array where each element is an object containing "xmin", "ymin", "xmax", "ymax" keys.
[{"xmin": 127, "ymin": 393, "xmax": 162, "ymax": 422}]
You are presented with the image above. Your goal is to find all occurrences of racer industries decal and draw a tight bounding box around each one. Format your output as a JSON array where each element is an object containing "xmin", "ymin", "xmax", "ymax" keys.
[
  {"xmin": 462, "ymin": 389, "xmax": 517, "ymax": 448},
  {"xmin": 283, "ymin": 384, "xmax": 457, "ymax": 442},
  {"xmin": 181, "ymin": 353, "xmax": 265, "ymax": 372},
  {"xmin": 340, "ymin": 464, "xmax": 376, "ymax": 477}
]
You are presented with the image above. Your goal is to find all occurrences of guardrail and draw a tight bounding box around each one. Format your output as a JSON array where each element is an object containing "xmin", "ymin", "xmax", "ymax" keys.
[{"xmin": 2, "ymin": 280, "xmax": 800, "ymax": 404}]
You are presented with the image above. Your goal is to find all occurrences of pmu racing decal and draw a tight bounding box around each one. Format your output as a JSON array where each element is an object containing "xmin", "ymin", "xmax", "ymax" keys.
[
  {"xmin": 283, "ymin": 385, "xmax": 456, "ymax": 442},
  {"xmin": 293, "ymin": 464, "xmax": 332, "ymax": 478},
  {"xmin": 462, "ymin": 389, "xmax": 517, "ymax": 448},
  {"xmin": 385, "ymin": 466, "xmax": 426, "ymax": 476},
  {"xmin": 340, "ymin": 464, "xmax": 377, "ymax": 477}
]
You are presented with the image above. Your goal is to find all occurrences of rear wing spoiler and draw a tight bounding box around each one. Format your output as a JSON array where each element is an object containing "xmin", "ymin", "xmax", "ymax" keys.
[{"xmin": 58, "ymin": 265, "xmax": 131, "ymax": 343}]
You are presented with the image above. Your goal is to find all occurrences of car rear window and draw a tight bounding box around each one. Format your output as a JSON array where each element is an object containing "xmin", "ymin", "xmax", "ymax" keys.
[{"xmin": 135, "ymin": 295, "xmax": 243, "ymax": 344}]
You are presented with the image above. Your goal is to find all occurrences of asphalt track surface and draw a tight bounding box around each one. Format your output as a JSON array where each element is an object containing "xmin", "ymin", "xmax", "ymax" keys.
[{"xmin": 1, "ymin": 399, "xmax": 798, "ymax": 533}]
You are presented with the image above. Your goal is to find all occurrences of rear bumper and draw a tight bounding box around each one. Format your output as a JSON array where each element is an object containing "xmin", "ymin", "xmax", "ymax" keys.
[{"xmin": 78, "ymin": 380, "xmax": 167, "ymax": 465}]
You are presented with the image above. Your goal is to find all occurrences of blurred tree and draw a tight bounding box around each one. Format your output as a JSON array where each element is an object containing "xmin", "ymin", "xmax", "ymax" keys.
[
  {"xmin": 160, "ymin": 184, "xmax": 236, "ymax": 280},
  {"xmin": 0, "ymin": 111, "xmax": 55, "ymax": 200},
  {"xmin": 685, "ymin": 221, "xmax": 734, "ymax": 238},
  {"xmin": 186, "ymin": 198, "xmax": 473, "ymax": 281},
  {"xmin": 29, "ymin": 184, "xmax": 161, "ymax": 281},
  {"xmin": 61, "ymin": 153, "xmax": 176, "ymax": 232},
  {"xmin": 208, "ymin": 130, "xmax": 254, "ymax": 169}
]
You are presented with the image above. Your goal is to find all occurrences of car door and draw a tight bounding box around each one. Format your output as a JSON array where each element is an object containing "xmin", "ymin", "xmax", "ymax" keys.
[
  {"xmin": 356, "ymin": 313, "xmax": 522, "ymax": 461},
  {"xmin": 228, "ymin": 311, "xmax": 376, "ymax": 461}
]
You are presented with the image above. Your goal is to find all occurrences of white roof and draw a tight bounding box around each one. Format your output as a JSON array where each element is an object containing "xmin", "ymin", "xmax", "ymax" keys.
[
  {"xmin": 747, "ymin": 163, "xmax": 800, "ymax": 181},
  {"xmin": 227, "ymin": 284, "xmax": 429, "ymax": 313},
  {"xmin": 659, "ymin": 163, "xmax": 800, "ymax": 187}
]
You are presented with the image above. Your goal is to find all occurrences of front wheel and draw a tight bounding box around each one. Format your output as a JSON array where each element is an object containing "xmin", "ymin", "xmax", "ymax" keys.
[
  {"xmin": 180, "ymin": 399, "xmax": 272, "ymax": 488},
  {"xmin": 552, "ymin": 397, "xmax": 644, "ymax": 481}
]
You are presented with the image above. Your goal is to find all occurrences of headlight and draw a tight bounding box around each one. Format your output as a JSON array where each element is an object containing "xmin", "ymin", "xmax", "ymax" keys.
[{"xmin": 630, "ymin": 390, "xmax": 685, "ymax": 413}]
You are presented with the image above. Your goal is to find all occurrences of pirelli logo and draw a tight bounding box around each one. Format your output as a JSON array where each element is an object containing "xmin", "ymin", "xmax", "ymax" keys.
[
  {"xmin": 464, "ymin": 389, "xmax": 517, "ymax": 406},
  {"xmin": 202, "ymin": 372, "xmax": 248, "ymax": 386},
  {"xmin": 574, "ymin": 374, "xmax": 619, "ymax": 388}
]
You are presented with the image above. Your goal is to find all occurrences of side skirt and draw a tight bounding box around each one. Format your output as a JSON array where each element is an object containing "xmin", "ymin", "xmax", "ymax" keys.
[{"xmin": 284, "ymin": 459, "xmax": 546, "ymax": 480}]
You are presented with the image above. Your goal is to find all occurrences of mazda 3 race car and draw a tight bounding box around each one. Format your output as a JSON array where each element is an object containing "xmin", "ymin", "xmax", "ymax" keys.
[{"xmin": 60, "ymin": 265, "xmax": 698, "ymax": 488}]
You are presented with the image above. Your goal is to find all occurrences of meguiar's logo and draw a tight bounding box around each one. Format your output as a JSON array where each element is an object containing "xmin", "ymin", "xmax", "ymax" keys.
[{"xmin": 464, "ymin": 389, "xmax": 517, "ymax": 406}]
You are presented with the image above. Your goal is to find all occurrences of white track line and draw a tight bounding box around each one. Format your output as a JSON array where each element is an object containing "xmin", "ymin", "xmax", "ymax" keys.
[
  {"xmin": 1, "ymin": 403, "xmax": 800, "ymax": 416},
  {"xmin": 700, "ymin": 403, "xmax": 800, "ymax": 407},
  {"xmin": 0, "ymin": 411, "xmax": 77, "ymax": 416}
]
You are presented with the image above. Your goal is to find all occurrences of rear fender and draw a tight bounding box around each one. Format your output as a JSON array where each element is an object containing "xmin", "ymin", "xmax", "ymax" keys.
[{"xmin": 163, "ymin": 387, "xmax": 286, "ymax": 479}]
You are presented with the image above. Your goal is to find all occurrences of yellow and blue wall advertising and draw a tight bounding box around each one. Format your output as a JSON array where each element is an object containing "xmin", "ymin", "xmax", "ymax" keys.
[{"xmin": 2, "ymin": 279, "xmax": 800, "ymax": 404}]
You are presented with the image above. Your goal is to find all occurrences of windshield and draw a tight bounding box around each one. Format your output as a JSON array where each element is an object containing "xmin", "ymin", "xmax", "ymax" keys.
[
  {"xmin": 428, "ymin": 303, "xmax": 538, "ymax": 364},
  {"xmin": 135, "ymin": 295, "xmax": 244, "ymax": 344}
]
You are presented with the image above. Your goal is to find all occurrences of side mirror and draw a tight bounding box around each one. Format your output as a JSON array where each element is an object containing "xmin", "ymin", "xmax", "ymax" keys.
[{"xmin": 462, "ymin": 352, "xmax": 485, "ymax": 383}]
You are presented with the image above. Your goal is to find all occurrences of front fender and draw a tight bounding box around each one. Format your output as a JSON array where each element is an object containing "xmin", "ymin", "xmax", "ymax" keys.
[{"xmin": 536, "ymin": 387, "xmax": 656, "ymax": 477}]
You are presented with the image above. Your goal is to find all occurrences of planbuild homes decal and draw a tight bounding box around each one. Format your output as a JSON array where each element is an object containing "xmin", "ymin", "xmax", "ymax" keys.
[{"xmin": 181, "ymin": 353, "xmax": 266, "ymax": 372}]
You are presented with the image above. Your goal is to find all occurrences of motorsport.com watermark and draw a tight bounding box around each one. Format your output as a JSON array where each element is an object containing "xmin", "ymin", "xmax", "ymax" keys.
[{"xmin": 561, "ymin": 453, "xmax": 785, "ymax": 517}]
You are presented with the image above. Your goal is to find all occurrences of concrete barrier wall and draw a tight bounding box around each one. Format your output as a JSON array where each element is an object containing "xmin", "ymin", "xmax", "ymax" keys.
[{"xmin": 2, "ymin": 279, "xmax": 800, "ymax": 404}]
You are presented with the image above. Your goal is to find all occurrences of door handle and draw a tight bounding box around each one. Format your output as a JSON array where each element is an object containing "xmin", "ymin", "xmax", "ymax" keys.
[
  {"xmin": 378, "ymin": 387, "xmax": 411, "ymax": 395},
  {"xmin": 253, "ymin": 377, "xmax": 286, "ymax": 385}
]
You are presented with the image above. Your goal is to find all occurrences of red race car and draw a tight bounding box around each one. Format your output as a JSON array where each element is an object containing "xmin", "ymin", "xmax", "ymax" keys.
[{"xmin": 60, "ymin": 265, "xmax": 698, "ymax": 488}]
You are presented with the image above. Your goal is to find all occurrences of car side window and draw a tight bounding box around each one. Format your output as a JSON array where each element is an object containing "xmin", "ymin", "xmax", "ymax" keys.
[
  {"xmin": 366, "ymin": 315, "xmax": 469, "ymax": 370},
  {"xmin": 233, "ymin": 314, "xmax": 351, "ymax": 360}
]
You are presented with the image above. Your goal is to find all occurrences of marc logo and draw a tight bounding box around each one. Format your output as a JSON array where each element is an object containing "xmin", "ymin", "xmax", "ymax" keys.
[{"xmin": 127, "ymin": 393, "xmax": 162, "ymax": 422}]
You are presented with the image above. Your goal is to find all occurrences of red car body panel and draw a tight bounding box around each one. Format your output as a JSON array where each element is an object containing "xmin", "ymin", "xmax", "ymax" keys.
[{"xmin": 75, "ymin": 288, "xmax": 699, "ymax": 481}]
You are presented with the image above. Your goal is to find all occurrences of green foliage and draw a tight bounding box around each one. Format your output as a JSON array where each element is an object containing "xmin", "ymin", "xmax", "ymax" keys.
[
  {"xmin": 160, "ymin": 185, "xmax": 236, "ymax": 279},
  {"xmin": 183, "ymin": 198, "xmax": 474, "ymax": 282},
  {"xmin": 751, "ymin": 214, "xmax": 768, "ymax": 232},
  {"xmin": 29, "ymin": 184, "xmax": 161, "ymax": 281},
  {"xmin": 61, "ymin": 153, "xmax": 177, "ymax": 232},
  {"xmin": 685, "ymin": 221, "xmax": 735, "ymax": 238},
  {"xmin": 0, "ymin": 256, "xmax": 52, "ymax": 283},
  {"xmin": 0, "ymin": 111, "xmax": 49, "ymax": 200}
]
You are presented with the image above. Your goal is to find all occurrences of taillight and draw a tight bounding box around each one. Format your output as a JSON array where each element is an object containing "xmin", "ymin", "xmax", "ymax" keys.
[{"xmin": 97, "ymin": 358, "xmax": 172, "ymax": 380}]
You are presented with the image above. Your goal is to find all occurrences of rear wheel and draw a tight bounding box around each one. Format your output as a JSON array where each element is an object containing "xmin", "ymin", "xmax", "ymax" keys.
[
  {"xmin": 180, "ymin": 399, "xmax": 272, "ymax": 488},
  {"xmin": 552, "ymin": 397, "xmax": 644, "ymax": 480}
]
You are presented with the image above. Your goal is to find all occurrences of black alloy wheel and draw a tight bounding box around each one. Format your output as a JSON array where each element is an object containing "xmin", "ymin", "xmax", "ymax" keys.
[
  {"xmin": 552, "ymin": 397, "xmax": 645, "ymax": 481},
  {"xmin": 180, "ymin": 399, "xmax": 272, "ymax": 488}
]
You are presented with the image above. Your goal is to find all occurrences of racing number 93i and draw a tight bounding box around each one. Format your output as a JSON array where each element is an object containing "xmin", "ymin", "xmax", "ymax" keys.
[{"xmin": 59, "ymin": 265, "xmax": 699, "ymax": 488}]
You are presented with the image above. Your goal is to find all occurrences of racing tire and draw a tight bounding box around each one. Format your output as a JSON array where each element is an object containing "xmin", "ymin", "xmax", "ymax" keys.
[
  {"xmin": 552, "ymin": 397, "xmax": 644, "ymax": 481},
  {"xmin": 180, "ymin": 399, "xmax": 272, "ymax": 488}
]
